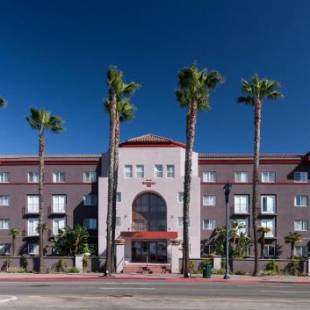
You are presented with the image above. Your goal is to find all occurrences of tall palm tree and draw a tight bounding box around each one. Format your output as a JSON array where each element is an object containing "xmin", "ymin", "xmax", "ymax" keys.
[
  {"xmin": 26, "ymin": 108, "xmax": 63, "ymax": 273},
  {"xmin": 238, "ymin": 74, "xmax": 283, "ymax": 275},
  {"xmin": 285, "ymin": 232, "xmax": 303, "ymax": 259},
  {"xmin": 104, "ymin": 67, "xmax": 140, "ymax": 275},
  {"xmin": 257, "ymin": 226, "xmax": 271, "ymax": 258},
  {"xmin": 176, "ymin": 64, "xmax": 223, "ymax": 277},
  {"xmin": 9, "ymin": 228, "xmax": 20, "ymax": 256}
]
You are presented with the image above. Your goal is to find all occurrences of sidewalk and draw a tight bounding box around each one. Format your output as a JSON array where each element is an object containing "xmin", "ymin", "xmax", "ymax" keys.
[{"xmin": 0, "ymin": 272, "xmax": 309, "ymax": 284}]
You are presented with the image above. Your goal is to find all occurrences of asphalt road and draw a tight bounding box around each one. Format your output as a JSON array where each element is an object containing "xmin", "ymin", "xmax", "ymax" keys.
[{"xmin": 0, "ymin": 279, "xmax": 309, "ymax": 309}]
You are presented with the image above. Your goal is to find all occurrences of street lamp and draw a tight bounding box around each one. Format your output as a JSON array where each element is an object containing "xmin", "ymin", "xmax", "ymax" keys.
[{"xmin": 223, "ymin": 182, "xmax": 232, "ymax": 280}]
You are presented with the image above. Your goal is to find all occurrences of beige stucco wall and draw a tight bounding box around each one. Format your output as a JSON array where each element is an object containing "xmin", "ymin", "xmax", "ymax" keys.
[{"xmin": 98, "ymin": 146, "xmax": 201, "ymax": 260}]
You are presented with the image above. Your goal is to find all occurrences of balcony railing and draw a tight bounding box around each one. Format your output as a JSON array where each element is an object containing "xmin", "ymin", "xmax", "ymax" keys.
[
  {"xmin": 22, "ymin": 229, "xmax": 39, "ymax": 238},
  {"xmin": 22, "ymin": 207, "xmax": 39, "ymax": 216},
  {"xmin": 231, "ymin": 206, "xmax": 249, "ymax": 216},
  {"xmin": 48, "ymin": 206, "xmax": 66, "ymax": 215}
]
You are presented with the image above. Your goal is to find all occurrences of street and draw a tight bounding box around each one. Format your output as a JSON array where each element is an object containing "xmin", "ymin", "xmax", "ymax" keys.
[{"xmin": 0, "ymin": 279, "xmax": 309, "ymax": 309}]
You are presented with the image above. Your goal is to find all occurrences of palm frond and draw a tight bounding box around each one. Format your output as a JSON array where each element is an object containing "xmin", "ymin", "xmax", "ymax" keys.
[{"xmin": 0, "ymin": 97, "xmax": 7, "ymax": 108}]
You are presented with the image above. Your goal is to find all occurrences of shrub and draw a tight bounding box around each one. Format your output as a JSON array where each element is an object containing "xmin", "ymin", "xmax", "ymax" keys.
[
  {"xmin": 265, "ymin": 260, "xmax": 280, "ymax": 274},
  {"xmin": 67, "ymin": 267, "xmax": 80, "ymax": 273},
  {"xmin": 233, "ymin": 270, "xmax": 247, "ymax": 275},
  {"xmin": 212, "ymin": 268, "xmax": 224, "ymax": 275},
  {"xmin": 20, "ymin": 255, "xmax": 28, "ymax": 271},
  {"xmin": 188, "ymin": 260, "xmax": 197, "ymax": 274},
  {"xmin": 82, "ymin": 254, "xmax": 89, "ymax": 272},
  {"xmin": 286, "ymin": 259, "xmax": 302, "ymax": 276},
  {"xmin": 55, "ymin": 257, "xmax": 67, "ymax": 272},
  {"xmin": 7, "ymin": 267, "xmax": 26, "ymax": 273}
]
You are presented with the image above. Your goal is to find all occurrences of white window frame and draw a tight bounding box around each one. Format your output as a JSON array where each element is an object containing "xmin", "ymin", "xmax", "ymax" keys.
[
  {"xmin": 83, "ymin": 194, "xmax": 97, "ymax": 207},
  {"xmin": 52, "ymin": 195, "xmax": 66, "ymax": 213},
  {"xmin": 294, "ymin": 195, "xmax": 308, "ymax": 207},
  {"xmin": 52, "ymin": 218, "xmax": 66, "ymax": 236},
  {"xmin": 154, "ymin": 165, "xmax": 163, "ymax": 178},
  {"xmin": 83, "ymin": 171, "xmax": 97, "ymax": 183},
  {"xmin": 261, "ymin": 171, "xmax": 276, "ymax": 183},
  {"xmin": 234, "ymin": 172, "xmax": 249, "ymax": 183},
  {"xmin": 27, "ymin": 172, "xmax": 39, "ymax": 183},
  {"xmin": 263, "ymin": 244, "xmax": 276, "ymax": 257},
  {"xmin": 0, "ymin": 172, "xmax": 9, "ymax": 183},
  {"xmin": 260, "ymin": 219, "xmax": 275, "ymax": 237},
  {"xmin": 52, "ymin": 171, "xmax": 65, "ymax": 183},
  {"xmin": 28, "ymin": 243, "xmax": 39, "ymax": 255},
  {"xmin": 234, "ymin": 195, "xmax": 249, "ymax": 214},
  {"xmin": 294, "ymin": 220, "xmax": 308, "ymax": 232},
  {"xmin": 27, "ymin": 218, "xmax": 39, "ymax": 236},
  {"xmin": 0, "ymin": 219, "xmax": 9, "ymax": 230},
  {"xmin": 0, "ymin": 195, "xmax": 9, "ymax": 207},
  {"xmin": 294, "ymin": 245, "xmax": 307, "ymax": 257},
  {"xmin": 136, "ymin": 165, "xmax": 144, "ymax": 178},
  {"xmin": 261, "ymin": 195, "xmax": 276, "ymax": 214},
  {"xmin": 202, "ymin": 171, "xmax": 216, "ymax": 183},
  {"xmin": 202, "ymin": 195, "xmax": 216, "ymax": 207},
  {"xmin": 294, "ymin": 171, "xmax": 308, "ymax": 183},
  {"xmin": 124, "ymin": 165, "xmax": 133, "ymax": 178},
  {"xmin": 177, "ymin": 192, "xmax": 184, "ymax": 204},
  {"xmin": 203, "ymin": 219, "xmax": 216, "ymax": 230},
  {"xmin": 166, "ymin": 165, "xmax": 175, "ymax": 178},
  {"xmin": 27, "ymin": 195, "xmax": 39, "ymax": 213}
]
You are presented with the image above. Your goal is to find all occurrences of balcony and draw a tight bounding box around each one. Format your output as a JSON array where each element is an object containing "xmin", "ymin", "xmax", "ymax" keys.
[
  {"xmin": 230, "ymin": 207, "xmax": 249, "ymax": 217},
  {"xmin": 259, "ymin": 208, "xmax": 277, "ymax": 217},
  {"xmin": 48, "ymin": 206, "xmax": 66, "ymax": 216},
  {"xmin": 22, "ymin": 230, "xmax": 39, "ymax": 238},
  {"xmin": 22, "ymin": 207, "xmax": 39, "ymax": 216}
]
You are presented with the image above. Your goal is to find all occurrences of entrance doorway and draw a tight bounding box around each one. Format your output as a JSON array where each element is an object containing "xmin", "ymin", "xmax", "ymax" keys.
[{"xmin": 132, "ymin": 240, "xmax": 167, "ymax": 263}]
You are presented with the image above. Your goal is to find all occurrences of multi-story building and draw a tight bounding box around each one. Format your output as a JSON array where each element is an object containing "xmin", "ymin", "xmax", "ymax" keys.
[{"xmin": 0, "ymin": 134, "xmax": 309, "ymax": 273}]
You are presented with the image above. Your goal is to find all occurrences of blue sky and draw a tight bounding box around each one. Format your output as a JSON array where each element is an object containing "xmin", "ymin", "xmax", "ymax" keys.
[{"xmin": 0, "ymin": 0, "xmax": 309, "ymax": 155}]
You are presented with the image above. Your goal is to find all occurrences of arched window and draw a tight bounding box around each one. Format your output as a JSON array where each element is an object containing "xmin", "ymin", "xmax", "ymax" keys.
[{"xmin": 132, "ymin": 192, "xmax": 167, "ymax": 231}]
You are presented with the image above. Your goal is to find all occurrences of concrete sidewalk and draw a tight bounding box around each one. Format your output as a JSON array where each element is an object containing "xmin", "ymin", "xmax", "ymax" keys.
[{"xmin": 0, "ymin": 272, "xmax": 309, "ymax": 284}]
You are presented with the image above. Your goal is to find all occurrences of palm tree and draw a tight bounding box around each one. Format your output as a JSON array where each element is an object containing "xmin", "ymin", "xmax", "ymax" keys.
[
  {"xmin": 257, "ymin": 226, "xmax": 271, "ymax": 258},
  {"xmin": 104, "ymin": 67, "xmax": 140, "ymax": 275},
  {"xmin": 285, "ymin": 232, "xmax": 303, "ymax": 259},
  {"xmin": 26, "ymin": 108, "xmax": 63, "ymax": 273},
  {"xmin": 0, "ymin": 97, "xmax": 6, "ymax": 108},
  {"xmin": 176, "ymin": 64, "xmax": 223, "ymax": 277},
  {"xmin": 9, "ymin": 228, "xmax": 20, "ymax": 256},
  {"xmin": 238, "ymin": 74, "xmax": 283, "ymax": 275}
]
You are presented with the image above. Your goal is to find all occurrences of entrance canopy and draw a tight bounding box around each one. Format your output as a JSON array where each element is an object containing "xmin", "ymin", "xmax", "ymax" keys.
[{"xmin": 120, "ymin": 231, "xmax": 177, "ymax": 240}]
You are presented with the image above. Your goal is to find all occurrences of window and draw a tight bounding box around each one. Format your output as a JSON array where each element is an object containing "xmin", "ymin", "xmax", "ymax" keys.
[
  {"xmin": 83, "ymin": 171, "xmax": 97, "ymax": 183},
  {"xmin": 136, "ymin": 165, "xmax": 144, "ymax": 178},
  {"xmin": 0, "ymin": 172, "xmax": 9, "ymax": 183},
  {"xmin": 52, "ymin": 218, "xmax": 66, "ymax": 236},
  {"xmin": 234, "ymin": 219, "xmax": 247, "ymax": 235},
  {"xmin": 263, "ymin": 245, "xmax": 275, "ymax": 258},
  {"xmin": 28, "ymin": 243, "xmax": 39, "ymax": 255},
  {"xmin": 116, "ymin": 216, "xmax": 121, "ymax": 226},
  {"xmin": 295, "ymin": 195, "xmax": 308, "ymax": 207},
  {"xmin": 260, "ymin": 219, "xmax": 275, "ymax": 237},
  {"xmin": 0, "ymin": 219, "xmax": 9, "ymax": 230},
  {"xmin": 83, "ymin": 194, "xmax": 97, "ymax": 206},
  {"xmin": 294, "ymin": 246, "xmax": 307, "ymax": 257},
  {"xmin": 0, "ymin": 195, "xmax": 9, "ymax": 207},
  {"xmin": 178, "ymin": 217, "xmax": 190, "ymax": 227},
  {"xmin": 167, "ymin": 165, "xmax": 175, "ymax": 178},
  {"xmin": 261, "ymin": 172, "xmax": 276, "ymax": 183},
  {"xmin": 261, "ymin": 195, "xmax": 276, "ymax": 214},
  {"xmin": 177, "ymin": 192, "xmax": 184, "ymax": 203},
  {"xmin": 27, "ymin": 172, "xmax": 39, "ymax": 183},
  {"xmin": 294, "ymin": 171, "xmax": 308, "ymax": 183},
  {"xmin": 202, "ymin": 195, "xmax": 216, "ymax": 207},
  {"xmin": 27, "ymin": 218, "xmax": 39, "ymax": 236},
  {"xmin": 294, "ymin": 220, "xmax": 308, "ymax": 232},
  {"xmin": 116, "ymin": 192, "xmax": 121, "ymax": 203},
  {"xmin": 124, "ymin": 165, "xmax": 133, "ymax": 178},
  {"xmin": 53, "ymin": 172, "xmax": 65, "ymax": 183},
  {"xmin": 234, "ymin": 172, "xmax": 249, "ymax": 183},
  {"xmin": 27, "ymin": 195, "xmax": 39, "ymax": 213},
  {"xmin": 234, "ymin": 195, "xmax": 249, "ymax": 214},
  {"xmin": 154, "ymin": 165, "xmax": 163, "ymax": 178},
  {"xmin": 203, "ymin": 219, "xmax": 216, "ymax": 230},
  {"xmin": 52, "ymin": 195, "xmax": 66, "ymax": 213},
  {"xmin": 0, "ymin": 244, "xmax": 10, "ymax": 255},
  {"xmin": 202, "ymin": 171, "xmax": 216, "ymax": 183},
  {"xmin": 83, "ymin": 218, "xmax": 97, "ymax": 230}
]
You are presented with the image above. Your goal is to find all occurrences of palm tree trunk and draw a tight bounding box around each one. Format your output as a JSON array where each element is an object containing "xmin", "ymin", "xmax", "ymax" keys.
[
  {"xmin": 39, "ymin": 131, "xmax": 45, "ymax": 273},
  {"xmin": 111, "ymin": 115, "xmax": 120, "ymax": 273},
  {"xmin": 12, "ymin": 236, "xmax": 15, "ymax": 256},
  {"xmin": 252, "ymin": 99, "xmax": 262, "ymax": 276},
  {"xmin": 183, "ymin": 100, "xmax": 197, "ymax": 278},
  {"xmin": 260, "ymin": 234, "xmax": 265, "ymax": 258},
  {"xmin": 291, "ymin": 242, "xmax": 294, "ymax": 259},
  {"xmin": 105, "ymin": 95, "xmax": 117, "ymax": 276}
]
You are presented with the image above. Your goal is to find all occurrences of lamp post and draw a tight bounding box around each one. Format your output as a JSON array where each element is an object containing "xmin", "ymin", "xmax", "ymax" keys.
[{"xmin": 223, "ymin": 182, "xmax": 231, "ymax": 280}]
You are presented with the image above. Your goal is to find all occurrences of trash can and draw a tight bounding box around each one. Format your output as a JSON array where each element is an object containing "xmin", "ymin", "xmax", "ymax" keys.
[{"xmin": 202, "ymin": 263, "xmax": 212, "ymax": 278}]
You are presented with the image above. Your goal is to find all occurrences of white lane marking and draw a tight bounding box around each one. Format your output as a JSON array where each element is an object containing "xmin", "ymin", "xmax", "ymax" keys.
[
  {"xmin": 99, "ymin": 287, "xmax": 155, "ymax": 290},
  {"xmin": 0, "ymin": 295, "xmax": 17, "ymax": 303},
  {"xmin": 100, "ymin": 282, "xmax": 154, "ymax": 285},
  {"xmin": 260, "ymin": 290, "xmax": 305, "ymax": 294}
]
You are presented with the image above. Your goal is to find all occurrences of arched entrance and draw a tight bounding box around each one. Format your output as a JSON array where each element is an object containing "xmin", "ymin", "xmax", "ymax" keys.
[{"xmin": 132, "ymin": 192, "xmax": 167, "ymax": 263}]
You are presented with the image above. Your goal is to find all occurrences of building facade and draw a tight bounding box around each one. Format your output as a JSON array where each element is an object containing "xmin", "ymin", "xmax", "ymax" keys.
[{"xmin": 0, "ymin": 134, "xmax": 309, "ymax": 272}]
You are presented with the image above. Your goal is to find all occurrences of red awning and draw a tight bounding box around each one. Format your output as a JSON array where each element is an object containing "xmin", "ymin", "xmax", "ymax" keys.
[{"xmin": 120, "ymin": 231, "xmax": 177, "ymax": 240}]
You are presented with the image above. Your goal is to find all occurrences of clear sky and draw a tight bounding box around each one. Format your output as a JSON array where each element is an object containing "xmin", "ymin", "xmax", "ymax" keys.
[{"xmin": 0, "ymin": 0, "xmax": 309, "ymax": 155}]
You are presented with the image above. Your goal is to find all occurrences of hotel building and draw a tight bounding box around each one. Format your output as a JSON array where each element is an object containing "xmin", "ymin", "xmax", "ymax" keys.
[{"xmin": 0, "ymin": 134, "xmax": 309, "ymax": 272}]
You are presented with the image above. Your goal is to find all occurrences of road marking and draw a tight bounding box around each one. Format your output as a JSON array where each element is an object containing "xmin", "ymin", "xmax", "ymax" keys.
[
  {"xmin": 260, "ymin": 290, "xmax": 305, "ymax": 294},
  {"xmin": 99, "ymin": 287, "xmax": 155, "ymax": 290},
  {"xmin": 0, "ymin": 295, "xmax": 17, "ymax": 303}
]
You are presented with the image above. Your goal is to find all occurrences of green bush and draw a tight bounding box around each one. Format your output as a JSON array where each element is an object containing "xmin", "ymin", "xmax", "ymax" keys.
[
  {"xmin": 7, "ymin": 267, "xmax": 26, "ymax": 273},
  {"xmin": 212, "ymin": 268, "xmax": 224, "ymax": 275},
  {"xmin": 55, "ymin": 257, "xmax": 67, "ymax": 272},
  {"xmin": 265, "ymin": 260, "xmax": 280, "ymax": 274},
  {"xmin": 20, "ymin": 255, "xmax": 28, "ymax": 271},
  {"xmin": 188, "ymin": 260, "xmax": 198, "ymax": 274},
  {"xmin": 82, "ymin": 254, "xmax": 89, "ymax": 272},
  {"xmin": 233, "ymin": 270, "xmax": 247, "ymax": 275},
  {"xmin": 286, "ymin": 259, "xmax": 302, "ymax": 276},
  {"xmin": 67, "ymin": 267, "xmax": 80, "ymax": 273}
]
